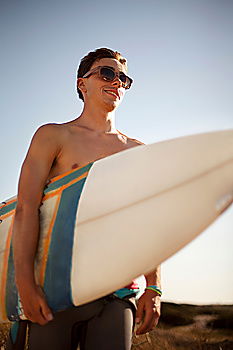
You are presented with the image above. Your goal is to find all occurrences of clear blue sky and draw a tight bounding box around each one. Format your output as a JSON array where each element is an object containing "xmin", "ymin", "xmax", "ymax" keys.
[{"xmin": 1, "ymin": 0, "xmax": 233, "ymax": 304}]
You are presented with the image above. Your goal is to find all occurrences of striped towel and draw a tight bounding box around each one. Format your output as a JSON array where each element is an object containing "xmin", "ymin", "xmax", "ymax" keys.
[{"xmin": 0, "ymin": 162, "xmax": 140, "ymax": 322}]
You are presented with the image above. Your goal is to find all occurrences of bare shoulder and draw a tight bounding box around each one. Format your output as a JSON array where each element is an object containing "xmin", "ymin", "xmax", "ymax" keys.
[
  {"xmin": 33, "ymin": 123, "xmax": 67, "ymax": 139},
  {"xmin": 118, "ymin": 130, "xmax": 145, "ymax": 147},
  {"xmin": 128, "ymin": 137, "xmax": 145, "ymax": 146},
  {"xmin": 22, "ymin": 123, "xmax": 70, "ymax": 166},
  {"xmin": 30, "ymin": 123, "xmax": 70, "ymax": 148}
]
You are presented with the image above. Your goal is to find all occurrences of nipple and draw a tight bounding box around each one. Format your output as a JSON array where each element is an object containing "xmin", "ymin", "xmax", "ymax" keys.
[{"xmin": 71, "ymin": 163, "xmax": 79, "ymax": 169}]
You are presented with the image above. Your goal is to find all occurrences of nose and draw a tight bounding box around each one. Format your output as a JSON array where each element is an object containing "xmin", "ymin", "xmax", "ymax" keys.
[{"xmin": 111, "ymin": 74, "xmax": 123, "ymax": 88}]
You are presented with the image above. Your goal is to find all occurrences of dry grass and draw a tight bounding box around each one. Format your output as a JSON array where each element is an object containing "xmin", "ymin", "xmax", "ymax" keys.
[
  {"xmin": 0, "ymin": 323, "xmax": 11, "ymax": 349},
  {"xmin": 131, "ymin": 302, "xmax": 233, "ymax": 350},
  {"xmin": 132, "ymin": 326, "xmax": 233, "ymax": 350},
  {"xmin": 1, "ymin": 302, "xmax": 233, "ymax": 349}
]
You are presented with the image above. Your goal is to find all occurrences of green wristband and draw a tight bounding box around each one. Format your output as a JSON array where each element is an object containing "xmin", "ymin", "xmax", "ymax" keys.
[{"xmin": 145, "ymin": 285, "xmax": 162, "ymax": 296}]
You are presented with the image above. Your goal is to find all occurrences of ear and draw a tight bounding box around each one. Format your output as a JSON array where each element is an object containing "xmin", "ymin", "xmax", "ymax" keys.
[{"xmin": 77, "ymin": 78, "xmax": 87, "ymax": 94}]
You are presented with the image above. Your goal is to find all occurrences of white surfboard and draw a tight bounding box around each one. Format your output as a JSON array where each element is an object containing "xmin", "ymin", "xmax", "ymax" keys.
[
  {"xmin": 0, "ymin": 129, "xmax": 232, "ymax": 322},
  {"xmin": 72, "ymin": 129, "xmax": 233, "ymax": 305}
]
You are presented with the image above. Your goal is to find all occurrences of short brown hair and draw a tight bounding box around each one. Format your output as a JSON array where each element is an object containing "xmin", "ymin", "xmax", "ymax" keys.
[{"xmin": 77, "ymin": 47, "xmax": 127, "ymax": 101}]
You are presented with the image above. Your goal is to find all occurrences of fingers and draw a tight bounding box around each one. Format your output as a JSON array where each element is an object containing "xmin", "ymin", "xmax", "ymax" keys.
[
  {"xmin": 136, "ymin": 309, "xmax": 158, "ymax": 335},
  {"xmin": 36, "ymin": 285, "xmax": 53, "ymax": 322},
  {"xmin": 135, "ymin": 299, "xmax": 144, "ymax": 325},
  {"xmin": 20, "ymin": 287, "xmax": 53, "ymax": 325},
  {"xmin": 24, "ymin": 304, "xmax": 50, "ymax": 325},
  {"xmin": 136, "ymin": 313, "xmax": 159, "ymax": 334},
  {"xmin": 40, "ymin": 298, "xmax": 53, "ymax": 322},
  {"xmin": 135, "ymin": 297, "xmax": 160, "ymax": 335},
  {"xmin": 24, "ymin": 305, "xmax": 48, "ymax": 325}
]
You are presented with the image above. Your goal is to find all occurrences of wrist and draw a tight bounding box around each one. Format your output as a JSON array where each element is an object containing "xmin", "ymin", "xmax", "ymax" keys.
[
  {"xmin": 145, "ymin": 285, "xmax": 162, "ymax": 297},
  {"xmin": 16, "ymin": 275, "xmax": 37, "ymax": 293}
]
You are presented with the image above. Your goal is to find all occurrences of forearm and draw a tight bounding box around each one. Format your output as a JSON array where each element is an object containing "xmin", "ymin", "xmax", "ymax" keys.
[
  {"xmin": 136, "ymin": 266, "xmax": 162, "ymax": 334},
  {"xmin": 145, "ymin": 265, "xmax": 161, "ymax": 288},
  {"xmin": 13, "ymin": 206, "xmax": 40, "ymax": 291}
]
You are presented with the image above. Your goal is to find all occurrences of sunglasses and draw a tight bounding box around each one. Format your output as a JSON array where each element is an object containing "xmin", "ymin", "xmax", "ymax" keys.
[{"xmin": 82, "ymin": 66, "xmax": 133, "ymax": 89}]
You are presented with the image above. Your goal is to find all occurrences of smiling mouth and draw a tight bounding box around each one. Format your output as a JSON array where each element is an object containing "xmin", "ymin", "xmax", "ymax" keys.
[{"xmin": 104, "ymin": 90, "xmax": 119, "ymax": 99}]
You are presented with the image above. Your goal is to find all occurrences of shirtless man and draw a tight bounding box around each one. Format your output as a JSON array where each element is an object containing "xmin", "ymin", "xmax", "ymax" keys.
[{"xmin": 10, "ymin": 48, "xmax": 161, "ymax": 350}]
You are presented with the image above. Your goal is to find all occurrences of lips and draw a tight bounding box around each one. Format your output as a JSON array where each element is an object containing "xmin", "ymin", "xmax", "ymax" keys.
[{"xmin": 104, "ymin": 89, "xmax": 120, "ymax": 99}]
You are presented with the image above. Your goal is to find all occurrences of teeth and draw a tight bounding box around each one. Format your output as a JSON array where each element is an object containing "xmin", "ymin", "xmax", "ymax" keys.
[{"xmin": 105, "ymin": 90, "xmax": 117, "ymax": 98}]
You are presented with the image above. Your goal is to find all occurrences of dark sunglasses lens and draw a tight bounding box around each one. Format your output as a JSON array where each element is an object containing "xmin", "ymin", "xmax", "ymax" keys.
[
  {"xmin": 100, "ymin": 67, "xmax": 132, "ymax": 88},
  {"xmin": 119, "ymin": 73, "xmax": 127, "ymax": 83},
  {"xmin": 100, "ymin": 67, "xmax": 115, "ymax": 81},
  {"xmin": 119, "ymin": 73, "xmax": 131, "ymax": 86},
  {"xmin": 120, "ymin": 73, "xmax": 132, "ymax": 88}
]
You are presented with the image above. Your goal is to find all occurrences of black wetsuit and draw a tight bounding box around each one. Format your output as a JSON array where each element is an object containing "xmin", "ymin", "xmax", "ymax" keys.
[{"xmin": 6, "ymin": 294, "xmax": 136, "ymax": 350}]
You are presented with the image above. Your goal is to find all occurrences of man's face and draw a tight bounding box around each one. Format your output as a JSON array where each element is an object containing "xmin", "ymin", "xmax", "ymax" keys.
[{"xmin": 79, "ymin": 58, "xmax": 128, "ymax": 111}]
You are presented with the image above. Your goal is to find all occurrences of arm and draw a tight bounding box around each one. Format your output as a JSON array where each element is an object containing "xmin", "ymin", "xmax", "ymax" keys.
[
  {"xmin": 135, "ymin": 267, "xmax": 161, "ymax": 335},
  {"xmin": 13, "ymin": 124, "xmax": 61, "ymax": 325}
]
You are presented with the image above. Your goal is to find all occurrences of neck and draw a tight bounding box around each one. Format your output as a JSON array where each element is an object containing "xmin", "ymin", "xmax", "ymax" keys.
[{"xmin": 74, "ymin": 102, "xmax": 117, "ymax": 134}]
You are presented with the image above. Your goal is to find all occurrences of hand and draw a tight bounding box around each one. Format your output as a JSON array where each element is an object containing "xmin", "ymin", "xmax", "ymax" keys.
[
  {"xmin": 135, "ymin": 289, "xmax": 161, "ymax": 335},
  {"xmin": 19, "ymin": 285, "xmax": 53, "ymax": 325}
]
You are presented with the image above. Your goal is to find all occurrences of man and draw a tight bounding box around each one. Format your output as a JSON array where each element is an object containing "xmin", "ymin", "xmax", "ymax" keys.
[{"xmin": 9, "ymin": 48, "xmax": 161, "ymax": 350}]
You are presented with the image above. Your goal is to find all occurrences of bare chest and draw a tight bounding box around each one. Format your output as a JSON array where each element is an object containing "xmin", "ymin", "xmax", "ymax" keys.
[{"xmin": 48, "ymin": 132, "xmax": 137, "ymax": 180}]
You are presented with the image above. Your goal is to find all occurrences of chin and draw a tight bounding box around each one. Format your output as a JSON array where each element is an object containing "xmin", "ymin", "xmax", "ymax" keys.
[{"xmin": 104, "ymin": 100, "xmax": 119, "ymax": 112}]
